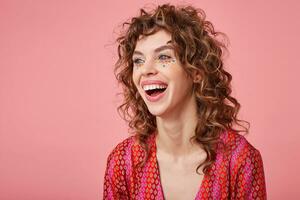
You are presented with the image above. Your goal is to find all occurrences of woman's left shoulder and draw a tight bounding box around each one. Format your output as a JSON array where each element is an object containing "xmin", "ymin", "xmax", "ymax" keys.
[
  {"xmin": 218, "ymin": 129, "xmax": 264, "ymax": 166},
  {"xmin": 218, "ymin": 129, "xmax": 265, "ymax": 172},
  {"xmin": 218, "ymin": 130, "xmax": 267, "ymax": 199},
  {"xmin": 219, "ymin": 129, "xmax": 261, "ymax": 154}
]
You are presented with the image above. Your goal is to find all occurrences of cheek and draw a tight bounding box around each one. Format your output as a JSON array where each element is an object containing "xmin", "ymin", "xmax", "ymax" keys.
[
  {"xmin": 132, "ymin": 71, "xmax": 142, "ymax": 92},
  {"xmin": 169, "ymin": 68, "xmax": 193, "ymax": 89},
  {"xmin": 131, "ymin": 76, "xmax": 138, "ymax": 91},
  {"xmin": 132, "ymin": 70, "xmax": 138, "ymax": 84},
  {"xmin": 167, "ymin": 65, "xmax": 186, "ymax": 80}
]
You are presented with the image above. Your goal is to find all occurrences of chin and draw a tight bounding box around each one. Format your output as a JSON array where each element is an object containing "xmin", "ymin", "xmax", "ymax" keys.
[
  {"xmin": 146, "ymin": 105, "xmax": 171, "ymax": 117},
  {"xmin": 146, "ymin": 105, "xmax": 164, "ymax": 116}
]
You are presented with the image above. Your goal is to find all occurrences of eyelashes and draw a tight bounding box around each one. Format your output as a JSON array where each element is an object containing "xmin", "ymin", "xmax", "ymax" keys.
[
  {"xmin": 132, "ymin": 54, "xmax": 175, "ymax": 67},
  {"xmin": 158, "ymin": 55, "xmax": 176, "ymax": 65},
  {"xmin": 132, "ymin": 58, "xmax": 145, "ymax": 67},
  {"xmin": 158, "ymin": 54, "xmax": 172, "ymax": 61}
]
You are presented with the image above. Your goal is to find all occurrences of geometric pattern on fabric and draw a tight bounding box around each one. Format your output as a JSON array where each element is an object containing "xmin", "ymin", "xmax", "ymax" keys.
[{"xmin": 103, "ymin": 129, "xmax": 267, "ymax": 199}]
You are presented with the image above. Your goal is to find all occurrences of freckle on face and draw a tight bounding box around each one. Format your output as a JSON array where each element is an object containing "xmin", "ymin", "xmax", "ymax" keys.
[{"xmin": 158, "ymin": 58, "xmax": 176, "ymax": 68}]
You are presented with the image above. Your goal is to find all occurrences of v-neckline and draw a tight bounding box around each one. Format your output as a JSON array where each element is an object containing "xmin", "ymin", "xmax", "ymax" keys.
[{"xmin": 151, "ymin": 133, "xmax": 207, "ymax": 200}]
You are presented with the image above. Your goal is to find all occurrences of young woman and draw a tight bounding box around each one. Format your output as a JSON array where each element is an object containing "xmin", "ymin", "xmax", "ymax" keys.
[{"xmin": 103, "ymin": 4, "xmax": 267, "ymax": 200}]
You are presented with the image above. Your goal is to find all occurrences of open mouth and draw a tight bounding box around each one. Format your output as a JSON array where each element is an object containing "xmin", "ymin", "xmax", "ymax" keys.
[{"xmin": 145, "ymin": 87, "xmax": 167, "ymax": 97}]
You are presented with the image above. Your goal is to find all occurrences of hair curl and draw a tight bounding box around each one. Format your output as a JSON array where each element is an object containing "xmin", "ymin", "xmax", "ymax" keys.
[{"xmin": 114, "ymin": 3, "xmax": 250, "ymax": 175}]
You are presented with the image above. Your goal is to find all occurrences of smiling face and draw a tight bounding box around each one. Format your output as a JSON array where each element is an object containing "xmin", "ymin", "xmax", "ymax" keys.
[{"xmin": 132, "ymin": 29, "xmax": 195, "ymax": 118}]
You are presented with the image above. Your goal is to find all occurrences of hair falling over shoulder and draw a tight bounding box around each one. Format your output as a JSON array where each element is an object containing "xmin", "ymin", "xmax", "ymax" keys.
[{"xmin": 113, "ymin": 3, "xmax": 250, "ymax": 175}]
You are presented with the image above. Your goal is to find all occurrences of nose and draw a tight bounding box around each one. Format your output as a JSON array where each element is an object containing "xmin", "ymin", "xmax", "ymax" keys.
[{"xmin": 140, "ymin": 59, "xmax": 158, "ymax": 76}]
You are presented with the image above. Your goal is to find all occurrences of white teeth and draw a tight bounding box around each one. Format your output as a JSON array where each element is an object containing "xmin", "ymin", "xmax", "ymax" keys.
[{"xmin": 143, "ymin": 84, "xmax": 167, "ymax": 91}]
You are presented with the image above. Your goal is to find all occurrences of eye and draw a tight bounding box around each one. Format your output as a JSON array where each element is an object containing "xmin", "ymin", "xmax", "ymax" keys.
[
  {"xmin": 158, "ymin": 54, "xmax": 172, "ymax": 61},
  {"xmin": 132, "ymin": 58, "xmax": 144, "ymax": 66}
]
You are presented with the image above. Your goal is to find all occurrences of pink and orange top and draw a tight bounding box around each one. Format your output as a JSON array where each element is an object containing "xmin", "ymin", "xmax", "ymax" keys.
[{"xmin": 103, "ymin": 130, "xmax": 267, "ymax": 199}]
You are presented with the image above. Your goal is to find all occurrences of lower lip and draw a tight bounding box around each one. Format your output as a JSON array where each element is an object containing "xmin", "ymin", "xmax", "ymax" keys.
[{"xmin": 145, "ymin": 88, "xmax": 167, "ymax": 102}]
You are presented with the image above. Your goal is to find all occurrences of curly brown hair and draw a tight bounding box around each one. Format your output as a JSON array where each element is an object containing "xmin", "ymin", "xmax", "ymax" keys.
[{"xmin": 114, "ymin": 3, "xmax": 250, "ymax": 175}]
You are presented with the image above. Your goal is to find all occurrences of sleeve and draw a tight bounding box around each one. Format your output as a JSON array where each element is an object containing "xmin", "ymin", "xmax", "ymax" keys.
[
  {"xmin": 234, "ymin": 148, "xmax": 267, "ymax": 200},
  {"xmin": 102, "ymin": 151, "xmax": 129, "ymax": 200}
]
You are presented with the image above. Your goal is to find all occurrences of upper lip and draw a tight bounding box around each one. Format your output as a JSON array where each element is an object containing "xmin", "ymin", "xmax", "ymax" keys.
[{"xmin": 140, "ymin": 80, "xmax": 168, "ymax": 87}]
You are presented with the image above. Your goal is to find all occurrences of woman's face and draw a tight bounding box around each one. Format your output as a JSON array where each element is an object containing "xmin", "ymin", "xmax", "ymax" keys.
[{"xmin": 132, "ymin": 29, "xmax": 195, "ymax": 117}]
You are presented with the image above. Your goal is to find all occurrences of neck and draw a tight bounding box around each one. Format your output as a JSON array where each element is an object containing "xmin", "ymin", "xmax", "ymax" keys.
[{"xmin": 155, "ymin": 94, "xmax": 202, "ymax": 159}]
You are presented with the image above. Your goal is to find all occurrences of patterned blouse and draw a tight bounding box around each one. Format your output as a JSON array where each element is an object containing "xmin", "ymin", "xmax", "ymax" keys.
[{"xmin": 103, "ymin": 130, "xmax": 267, "ymax": 199}]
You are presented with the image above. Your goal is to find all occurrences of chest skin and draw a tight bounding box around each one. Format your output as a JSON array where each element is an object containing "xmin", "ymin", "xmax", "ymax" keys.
[{"xmin": 156, "ymin": 149, "xmax": 207, "ymax": 200}]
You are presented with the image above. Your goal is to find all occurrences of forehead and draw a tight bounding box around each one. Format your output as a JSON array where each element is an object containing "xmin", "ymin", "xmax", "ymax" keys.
[{"xmin": 134, "ymin": 29, "xmax": 172, "ymax": 52}]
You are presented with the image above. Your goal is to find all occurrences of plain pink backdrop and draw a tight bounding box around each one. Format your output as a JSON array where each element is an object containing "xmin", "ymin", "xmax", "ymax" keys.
[{"xmin": 0, "ymin": 0, "xmax": 299, "ymax": 199}]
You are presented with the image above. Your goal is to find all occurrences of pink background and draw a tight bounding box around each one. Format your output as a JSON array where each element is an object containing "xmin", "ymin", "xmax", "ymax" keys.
[{"xmin": 0, "ymin": 0, "xmax": 299, "ymax": 199}]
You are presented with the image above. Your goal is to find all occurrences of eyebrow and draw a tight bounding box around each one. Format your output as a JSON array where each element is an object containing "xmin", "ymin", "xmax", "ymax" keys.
[{"xmin": 133, "ymin": 40, "xmax": 173, "ymax": 56}]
